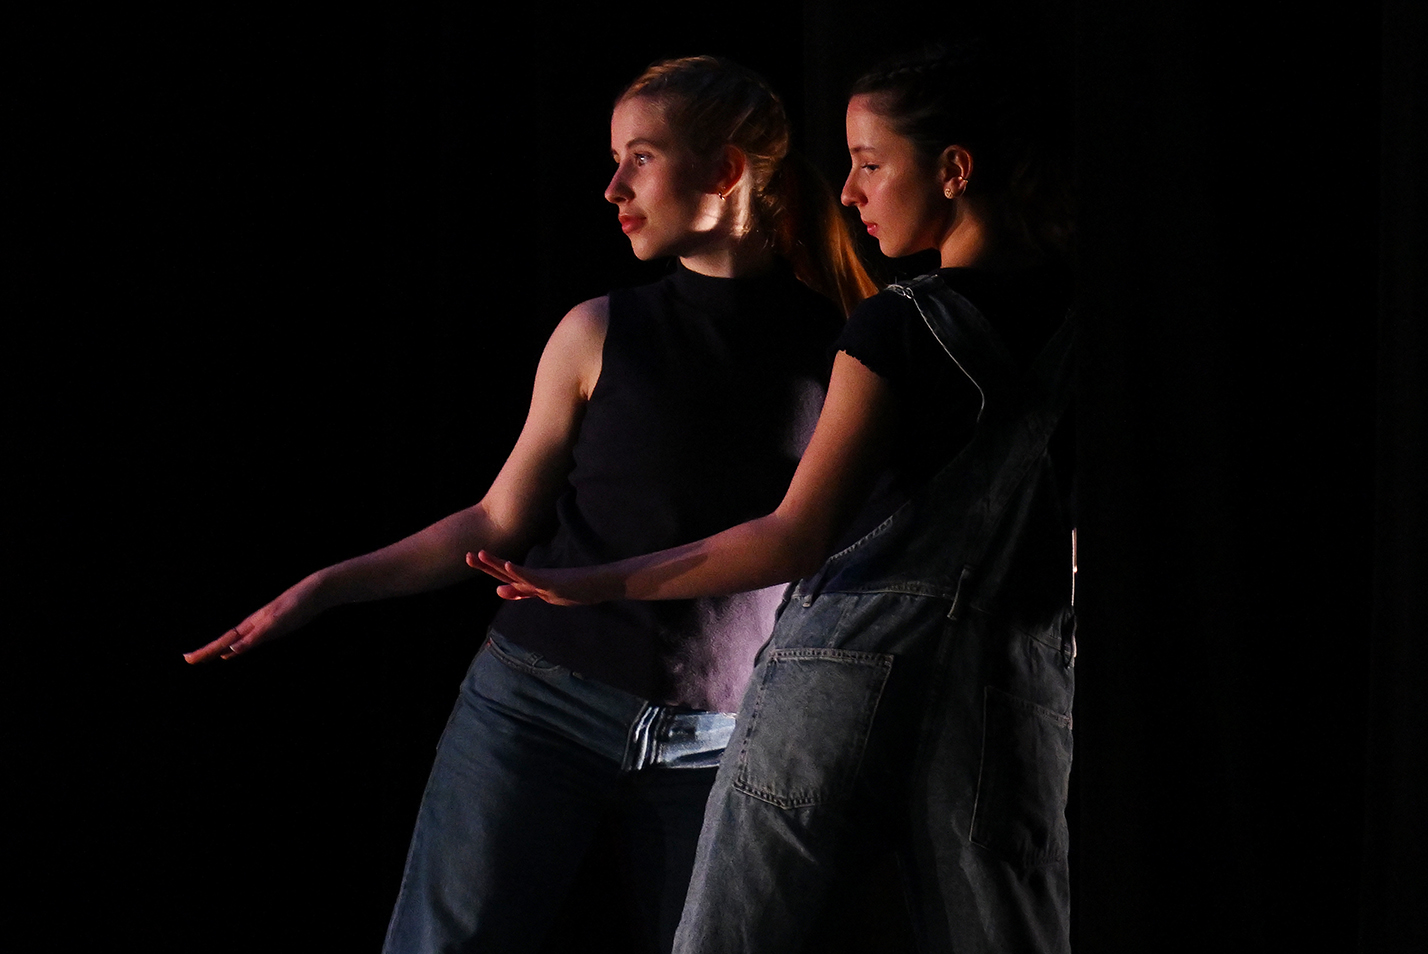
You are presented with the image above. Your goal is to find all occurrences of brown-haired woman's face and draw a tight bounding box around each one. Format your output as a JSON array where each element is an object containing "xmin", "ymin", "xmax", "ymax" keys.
[
  {"xmin": 840, "ymin": 94, "xmax": 952, "ymax": 259},
  {"xmin": 605, "ymin": 96, "xmax": 719, "ymax": 261}
]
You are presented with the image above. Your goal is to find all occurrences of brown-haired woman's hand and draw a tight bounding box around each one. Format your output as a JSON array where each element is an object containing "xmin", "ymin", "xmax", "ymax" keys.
[{"xmin": 469, "ymin": 551, "xmax": 615, "ymax": 606}]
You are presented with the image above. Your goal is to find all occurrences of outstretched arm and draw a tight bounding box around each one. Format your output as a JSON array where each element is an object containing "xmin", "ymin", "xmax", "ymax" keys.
[
  {"xmin": 184, "ymin": 297, "xmax": 608, "ymax": 663},
  {"xmin": 475, "ymin": 351, "xmax": 896, "ymax": 605}
]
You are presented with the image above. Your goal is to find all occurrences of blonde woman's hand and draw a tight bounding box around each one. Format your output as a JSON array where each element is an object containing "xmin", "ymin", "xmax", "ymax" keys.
[{"xmin": 183, "ymin": 573, "xmax": 328, "ymax": 663}]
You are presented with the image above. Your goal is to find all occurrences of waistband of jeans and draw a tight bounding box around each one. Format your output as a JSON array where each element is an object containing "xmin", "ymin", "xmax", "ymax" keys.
[{"xmin": 623, "ymin": 705, "xmax": 736, "ymax": 772}]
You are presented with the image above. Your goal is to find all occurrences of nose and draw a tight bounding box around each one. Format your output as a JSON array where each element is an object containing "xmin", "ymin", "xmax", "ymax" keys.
[
  {"xmin": 840, "ymin": 170, "xmax": 861, "ymax": 208},
  {"xmin": 605, "ymin": 165, "xmax": 630, "ymax": 205}
]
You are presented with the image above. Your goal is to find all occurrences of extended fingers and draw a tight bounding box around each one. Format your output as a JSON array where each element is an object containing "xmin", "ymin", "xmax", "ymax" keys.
[
  {"xmin": 470, "ymin": 550, "xmax": 520, "ymax": 584},
  {"xmin": 494, "ymin": 583, "xmax": 535, "ymax": 601},
  {"xmin": 468, "ymin": 552, "xmax": 542, "ymax": 600},
  {"xmin": 467, "ymin": 549, "xmax": 496, "ymax": 575},
  {"xmin": 221, "ymin": 625, "xmax": 250, "ymax": 659},
  {"xmin": 182, "ymin": 637, "xmax": 226, "ymax": 664},
  {"xmin": 183, "ymin": 625, "xmax": 249, "ymax": 664}
]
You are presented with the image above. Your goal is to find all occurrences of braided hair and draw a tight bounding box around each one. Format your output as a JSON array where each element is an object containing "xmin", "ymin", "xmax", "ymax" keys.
[{"xmin": 852, "ymin": 42, "xmax": 1075, "ymax": 260}]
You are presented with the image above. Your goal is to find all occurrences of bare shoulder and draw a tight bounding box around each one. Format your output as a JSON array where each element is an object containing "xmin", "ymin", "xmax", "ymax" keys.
[
  {"xmin": 559, "ymin": 295, "xmax": 610, "ymax": 339},
  {"xmin": 541, "ymin": 295, "xmax": 609, "ymax": 401}
]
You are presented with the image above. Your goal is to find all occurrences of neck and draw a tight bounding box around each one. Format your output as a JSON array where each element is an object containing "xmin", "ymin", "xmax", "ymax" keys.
[
  {"xmin": 938, "ymin": 197, "xmax": 1040, "ymax": 270},
  {"xmin": 680, "ymin": 234, "xmax": 776, "ymax": 279},
  {"xmin": 678, "ymin": 183, "xmax": 777, "ymax": 278},
  {"xmin": 936, "ymin": 196, "xmax": 993, "ymax": 267}
]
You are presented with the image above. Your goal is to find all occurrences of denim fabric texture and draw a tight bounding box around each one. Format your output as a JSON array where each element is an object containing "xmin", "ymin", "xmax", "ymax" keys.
[
  {"xmin": 674, "ymin": 276, "xmax": 1077, "ymax": 954},
  {"xmin": 382, "ymin": 630, "xmax": 733, "ymax": 954}
]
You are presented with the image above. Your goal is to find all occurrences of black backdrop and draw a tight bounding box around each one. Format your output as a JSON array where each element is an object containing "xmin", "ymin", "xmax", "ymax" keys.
[{"xmin": 11, "ymin": 1, "xmax": 1425, "ymax": 951}]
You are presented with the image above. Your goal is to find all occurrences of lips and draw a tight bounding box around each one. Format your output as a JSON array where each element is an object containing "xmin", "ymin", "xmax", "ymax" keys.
[
  {"xmin": 863, "ymin": 221, "xmax": 878, "ymax": 237},
  {"xmin": 618, "ymin": 214, "xmax": 645, "ymax": 235}
]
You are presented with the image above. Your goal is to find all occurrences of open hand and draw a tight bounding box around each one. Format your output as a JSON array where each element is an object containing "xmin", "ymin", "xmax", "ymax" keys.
[
  {"xmin": 468, "ymin": 550, "xmax": 608, "ymax": 606},
  {"xmin": 183, "ymin": 574, "xmax": 325, "ymax": 663}
]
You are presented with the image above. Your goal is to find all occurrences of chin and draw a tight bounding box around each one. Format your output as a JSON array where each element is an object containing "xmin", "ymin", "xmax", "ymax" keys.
[
  {"xmin": 877, "ymin": 240, "xmax": 907, "ymax": 258},
  {"xmin": 879, "ymin": 236, "xmax": 927, "ymax": 260},
  {"xmin": 627, "ymin": 237, "xmax": 668, "ymax": 261}
]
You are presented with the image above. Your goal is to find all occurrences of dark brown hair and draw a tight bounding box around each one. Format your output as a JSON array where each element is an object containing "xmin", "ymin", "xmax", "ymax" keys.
[{"xmin": 852, "ymin": 42, "xmax": 1075, "ymax": 259}]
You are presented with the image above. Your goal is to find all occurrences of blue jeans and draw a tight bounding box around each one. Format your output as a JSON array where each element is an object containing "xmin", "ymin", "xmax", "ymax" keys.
[{"xmin": 383, "ymin": 629, "xmax": 735, "ymax": 954}]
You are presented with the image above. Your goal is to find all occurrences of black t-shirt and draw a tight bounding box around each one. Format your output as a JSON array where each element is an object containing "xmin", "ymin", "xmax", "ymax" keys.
[{"xmin": 833, "ymin": 265, "xmax": 1072, "ymax": 548}]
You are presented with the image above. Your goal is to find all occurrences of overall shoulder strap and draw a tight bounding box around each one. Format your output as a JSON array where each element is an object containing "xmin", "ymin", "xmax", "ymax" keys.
[
  {"xmin": 888, "ymin": 274, "xmax": 1075, "ymax": 454},
  {"xmin": 886, "ymin": 275, "xmax": 1018, "ymax": 421},
  {"xmin": 891, "ymin": 275, "xmax": 1077, "ymax": 562}
]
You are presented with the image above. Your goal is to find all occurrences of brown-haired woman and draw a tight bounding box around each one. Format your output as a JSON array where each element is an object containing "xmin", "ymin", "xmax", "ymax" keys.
[{"xmin": 186, "ymin": 55, "xmax": 873, "ymax": 954}]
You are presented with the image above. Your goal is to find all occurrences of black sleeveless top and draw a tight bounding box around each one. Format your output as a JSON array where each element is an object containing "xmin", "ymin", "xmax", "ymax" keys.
[{"xmin": 492, "ymin": 261, "xmax": 843, "ymax": 710}]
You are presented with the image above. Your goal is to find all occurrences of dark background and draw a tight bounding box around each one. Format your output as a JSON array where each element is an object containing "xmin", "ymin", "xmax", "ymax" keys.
[{"xmin": 10, "ymin": 1, "xmax": 1424, "ymax": 951}]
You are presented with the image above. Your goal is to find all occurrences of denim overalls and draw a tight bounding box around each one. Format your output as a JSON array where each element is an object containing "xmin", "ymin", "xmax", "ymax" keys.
[{"xmin": 674, "ymin": 275, "xmax": 1077, "ymax": 954}]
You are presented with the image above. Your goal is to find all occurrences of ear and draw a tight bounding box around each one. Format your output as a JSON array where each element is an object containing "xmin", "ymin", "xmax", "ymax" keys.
[
  {"xmin": 937, "ymin": 145, "xmax": 975, "ymax": 199},
  {"xmin": 712, "ymin": 144, "xmax": 748, "ymax": 198}
]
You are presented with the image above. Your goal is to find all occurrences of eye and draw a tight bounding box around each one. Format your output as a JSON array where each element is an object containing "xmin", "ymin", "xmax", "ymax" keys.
[
  {"xmin": 634, "ymin": 153, "xmax": 651, "ymax": 166},
  {"xmin": 861, "ymin": 163, "xmax": 880, "ymax": 172}
]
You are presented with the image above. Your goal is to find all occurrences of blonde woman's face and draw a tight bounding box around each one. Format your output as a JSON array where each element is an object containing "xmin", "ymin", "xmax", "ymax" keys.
[{"xmin": 604, "ymin": 96, "xmax": 721, "ymax": 261}]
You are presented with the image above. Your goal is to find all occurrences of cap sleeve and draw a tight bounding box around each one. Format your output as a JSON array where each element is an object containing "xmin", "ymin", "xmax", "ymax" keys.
[{"xmin": 833, "ymin": 289, "xmax": 927, "ymax": 392}]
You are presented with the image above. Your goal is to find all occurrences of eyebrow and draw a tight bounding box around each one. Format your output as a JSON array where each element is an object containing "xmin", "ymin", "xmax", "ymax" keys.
[
  {"xmin": 612, "ymin": 137, "xmax": 663, "ymax": 159},
  {"xmin": 848, "ymin": 144, "xmax": 878, "ymax": 156}
]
